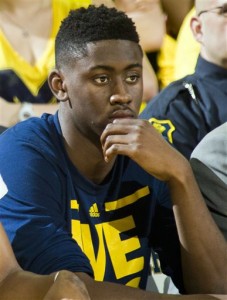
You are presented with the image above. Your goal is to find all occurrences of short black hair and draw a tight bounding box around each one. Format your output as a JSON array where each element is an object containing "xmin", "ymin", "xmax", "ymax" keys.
[{"xmin": 55, "ymin": 4, "xmax": 140, "ymax": 68}]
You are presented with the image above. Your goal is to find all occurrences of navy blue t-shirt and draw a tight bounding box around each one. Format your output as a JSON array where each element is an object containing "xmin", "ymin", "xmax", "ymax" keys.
[{"xmin": 0, "ymin": 113, "xmax": 183, "ymax": 291}]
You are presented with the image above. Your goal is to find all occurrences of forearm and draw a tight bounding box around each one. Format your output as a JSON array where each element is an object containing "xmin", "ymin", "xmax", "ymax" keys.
[
  {"xmin": 0, "ymin": 270, "xmax": 54, "ymax": 300},
  {"xmin": 77, "ymin": 273, "xmax": 164, "ymax": 300},
  {"xmin": 161, "ymin": 0, "xmax": 194, "ymax": 37},
  {"xmin": 0, "ymin": 97, "xmax": 20, "ymax": 127},
  {"xmin": 0, "ymin": 223, "xmax": 21, "ymax": 282},
  {"xmin": 76, "ymin": 273, "xmax": 227, "ymax": 300},
  {"xmin": 32, "ymin": 103, "xmax": 59, "ymax": 117},
  {"xmin": 0, "ymin": 97, "xmax": 59, "ymax": 127},
  {"xmin": 168, "ymin": 163, "xmax": 227, "ymax": 294},
  {"xmin": 115, "ymin": 0, "xmax": 165, "ymax": 52},
  {"xmin": 100, "ymin": 120, "xmax": 227, "ymax": 294},
  {"xmin": 0, "ymin": 223, "xmax": 53, "ymax": 299}
]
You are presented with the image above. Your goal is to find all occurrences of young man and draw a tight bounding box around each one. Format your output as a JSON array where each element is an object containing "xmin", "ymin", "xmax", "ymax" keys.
[
  {"xmin": 140, "ymin": 0, "xmax": 227, "ymax": 159},
  {"xmin": 0, "ymin": 5, "xmax": 226, "ymax": 299}
]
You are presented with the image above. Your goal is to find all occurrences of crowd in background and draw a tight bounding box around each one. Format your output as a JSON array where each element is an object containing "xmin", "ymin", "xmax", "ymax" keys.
[
  {"xmin": 0, "ymin": 0, "xmax": 226, "ymax": 299},
  {"xmin": 0, "ymin": 0, "xmax": 196, "ymax": 128}
]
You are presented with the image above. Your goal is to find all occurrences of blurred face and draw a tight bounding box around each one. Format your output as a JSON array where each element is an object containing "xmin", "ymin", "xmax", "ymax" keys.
[
  {"xmin": 57, "ymin": 39, "xmax": 143, "ymax": 142},
  {"xmin": 193, "ymin": 0, "xmax": 227, "ymax": 67}
]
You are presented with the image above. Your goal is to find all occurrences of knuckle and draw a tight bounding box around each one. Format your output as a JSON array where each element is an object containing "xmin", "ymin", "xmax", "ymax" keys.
[{"xmin": 112, "ymin": 144, "xmax": 119, "ymax": 152}]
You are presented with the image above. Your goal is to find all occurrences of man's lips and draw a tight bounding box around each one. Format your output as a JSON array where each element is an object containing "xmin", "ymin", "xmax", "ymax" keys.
[{"xmin": 109, "ymin": 109, "xmax": 135, "ymax": 119}]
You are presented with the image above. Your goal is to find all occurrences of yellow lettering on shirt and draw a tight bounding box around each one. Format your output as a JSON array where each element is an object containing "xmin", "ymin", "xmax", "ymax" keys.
[
  {"xmin": 72, "ymin": 216, "xmax": 143, "ymax": 286},
  {"xmin": 70, "ymin": 187, "xmax": 150, "ymax": 287},
  {"xmin": 83, "ymin": 223, "xmax": 106, "ymax": 281},
  {"xmin": 103, "ymin": 216, "xmax": 144, "ymax": 280}
]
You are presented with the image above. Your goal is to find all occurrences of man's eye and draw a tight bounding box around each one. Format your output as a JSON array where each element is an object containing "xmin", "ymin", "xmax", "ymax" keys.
[
  {"xmin": 125, "ymin": 75, "xmax": 140, "ymax": 83},
  {"xmin": 94, "ymin": 76, "xmax": 109, "ymax": 84}
]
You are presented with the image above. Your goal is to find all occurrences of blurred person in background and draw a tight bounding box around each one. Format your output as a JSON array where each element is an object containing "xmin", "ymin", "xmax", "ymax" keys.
[
  {"xmin": 114, "ymin": 0, "xmax": 166, "ymax": 111},
  {"xmin": 140, "ymin": 0, "xmax": 227, "ymax": 159},
  {"xmin": 0, "ymin": 0, "xmax": 113, "ymax": 127},
  {"xmin": 154, "ymin": 0, "xmax": 194, "ymax": 89},
  {"xmin": 191, "ymin": 122, "xmax": 227, "ymax": 241},
  {"xmin": 174, "ymin": 6, "xmax": 200, "ymax": 80}
]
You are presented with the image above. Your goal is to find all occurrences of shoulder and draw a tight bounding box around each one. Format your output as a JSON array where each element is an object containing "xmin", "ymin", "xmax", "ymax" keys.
[
  {"xmin": 191, "ymin": 122, "xmax": 227, "ymax": 166},
  {"xmin": 190, "ymin": 123, "xmax": 227, "ymax": 237},
  {"xmin": 140, "ymin": 74, "xmax": 196, "ymax": 117},
  {"xmin": 0, "ymin": 114, "xmax": 59, "ymax": 157},
  {"xmin": 0, "ymin": 114, "xmax": 68, "ymax": 191},
  {"xmin": 140, "ymin": 75, "xmax": 197, "ymax": 145},
  {"xmin": 191, "ymin": 122, "xmax": 227, "ymax": 187}
]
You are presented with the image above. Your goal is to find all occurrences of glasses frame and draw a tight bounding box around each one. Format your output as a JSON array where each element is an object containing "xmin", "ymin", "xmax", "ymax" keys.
[{"xmin": 198, "ymin": 3, "xmax": 227, "ymax": 17}]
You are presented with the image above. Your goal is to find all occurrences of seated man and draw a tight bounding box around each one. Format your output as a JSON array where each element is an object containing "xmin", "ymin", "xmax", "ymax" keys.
[
  {"xmin": 0, "ymin": 223, "xmax": 90, "ymax": 300},
  {"xmin": 140, "ymin": 0, "xmax": 227, "ymax": 159},
  {"xmin": 0, "ymin": 4, "xmax": 226, "ymax": 299}
]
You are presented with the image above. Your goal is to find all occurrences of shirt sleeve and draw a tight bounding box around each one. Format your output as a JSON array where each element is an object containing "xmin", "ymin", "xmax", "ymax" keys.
[
  {"xmin": 191, "ymin": 159, "xmax": 227, "ymax": 240},
  {"xmin": 140, "ymin": 84, "xmax": 209, "ymax": 160},
  {"xmin": 190, "ymin": 123, "xmax": 227, "ymax": 240}
]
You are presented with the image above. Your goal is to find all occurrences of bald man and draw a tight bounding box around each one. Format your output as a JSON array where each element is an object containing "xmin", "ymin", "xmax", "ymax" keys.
[{"xmin": 141, "ymin": 0, "xmax": 227, "ymax": 159}]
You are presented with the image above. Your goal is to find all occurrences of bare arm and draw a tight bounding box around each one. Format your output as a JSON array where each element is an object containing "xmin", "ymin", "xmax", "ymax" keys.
[
  {"xmin": 0, "ymin": 224, "xmax": 90, "ymax": 300},
  {"xmin": 168, "ymin": 162, "xmax": 227, "ymax": 293},
  {"xmin": 0, "ymin": 97, "xmax": 59, "ymax": 127},
  {"xmin": 0, "ymin": 222, "xmax": 50, "ymax": 300},
  {"xmin": 0, "ymin": 223, "xmax": 20, "ymax": 282},
  {"xmin": 94, "ymin": 0, "xmax": 166, "ymax": 52},
  {"xmin": 161, "ymin": 0, "xmax": 194, "ymax": 38},
  {"xmin": 73, "ymin": 272, "xmax": 227, "ymax": 300},
  {"xmin": 100, "ymin": 119, "xmax": 227, "ymax": 294}
]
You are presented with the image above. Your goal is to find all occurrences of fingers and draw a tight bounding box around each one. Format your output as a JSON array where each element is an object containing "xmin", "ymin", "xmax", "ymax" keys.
[
  {"xmin": 100, "ymin": 118, "xmax": 187, "ymax": 182},
  {"xmin": 101, "ymin": 118, "xmax": 148, "ymax": 146},
  {"xmin": 101, "ymin": 119, "xmax": 150, "ymax": 162}
]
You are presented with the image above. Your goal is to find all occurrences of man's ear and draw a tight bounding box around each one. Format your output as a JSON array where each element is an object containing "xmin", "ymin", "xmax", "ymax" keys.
[
  {"xmin": 190, "ymin": 17, "xmax": 203, "ymax": 44},
  {"xmin": 48, "ymin": 69, "xmax": 68, "ymax": 102}
]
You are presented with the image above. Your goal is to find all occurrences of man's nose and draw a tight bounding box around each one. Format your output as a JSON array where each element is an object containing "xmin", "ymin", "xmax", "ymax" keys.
[{"xmin": 109, "ymin": 81, "xmax": 132, "ymax": 104}]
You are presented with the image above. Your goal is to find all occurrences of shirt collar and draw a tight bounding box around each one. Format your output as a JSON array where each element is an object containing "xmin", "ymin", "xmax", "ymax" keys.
[{"xmin": 195, "ymin": 56, "xmax": 227, "ymax": 93}]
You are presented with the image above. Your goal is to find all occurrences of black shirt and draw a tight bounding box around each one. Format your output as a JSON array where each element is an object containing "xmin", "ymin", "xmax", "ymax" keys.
[{"xmin": 140, "ymin": 56, "xmax": 227, "ymax": 159}]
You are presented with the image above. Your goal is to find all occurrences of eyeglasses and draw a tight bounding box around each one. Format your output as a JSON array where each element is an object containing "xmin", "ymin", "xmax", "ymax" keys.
[{"xmin": 198, "ymin": 3, "xmax": 227, "ymax": 17}]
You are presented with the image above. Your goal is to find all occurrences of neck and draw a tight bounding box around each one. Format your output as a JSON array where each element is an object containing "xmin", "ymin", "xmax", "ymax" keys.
[
  {"xmin": 201, "ymin": 52, "xmax": 227, "ymax": 70},
  {"xmin": 59, "ymin": 114, "xmax": 116, "ymax": 184}
]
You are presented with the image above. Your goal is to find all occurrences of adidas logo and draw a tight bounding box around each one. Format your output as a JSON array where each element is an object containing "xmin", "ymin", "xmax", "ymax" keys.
[{"xmin": 89, "ymin": 203, "xmax": 100, "ymax": 217}]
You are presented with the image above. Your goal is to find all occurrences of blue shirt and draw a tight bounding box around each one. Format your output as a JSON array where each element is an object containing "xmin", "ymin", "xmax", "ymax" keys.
[{"xmin": 0, "ymin": 113, "xmax": 183, "ymax": 291}]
